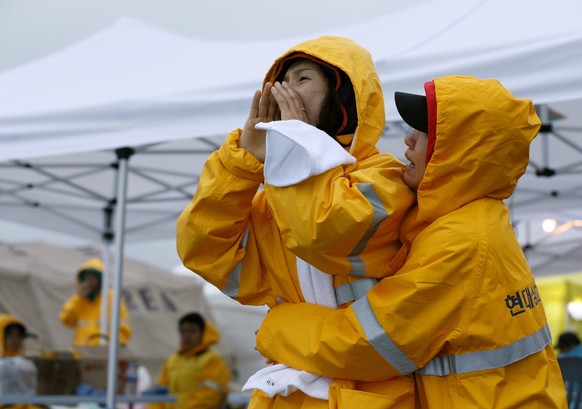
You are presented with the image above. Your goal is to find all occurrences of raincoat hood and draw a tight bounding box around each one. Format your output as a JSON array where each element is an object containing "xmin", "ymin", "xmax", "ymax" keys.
[
  {"xmin": 263, "ymin": 36, "xmax": 385, "ymax": 161},
  {"xmin": 418, "ymin": 75, "xmax": 541, "ymax": 223},
  {"xmin": 0, "ymin": 313, "xmax": 26, "ymax": 357},
  {"xmin": 180, "ymin": 319, "xmax": 221, "ymax": 356},
  {"xmin": 76, "ymin": 258, "xmax": 103, "ymax": 282},
  {"xmin": 76, "ymin": 257, "xmax": 103, "ymax": 301}
]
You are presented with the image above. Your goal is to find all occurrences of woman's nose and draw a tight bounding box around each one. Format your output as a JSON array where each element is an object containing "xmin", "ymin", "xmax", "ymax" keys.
[{"xmin": 404, "ymin": 132, "xmax": 414, "ymax": 147}]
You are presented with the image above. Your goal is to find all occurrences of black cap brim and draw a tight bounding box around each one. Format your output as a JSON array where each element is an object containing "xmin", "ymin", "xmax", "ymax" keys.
[{"xmin": 394, "ymin": 91, "xmax": 428, "ymax": 133}]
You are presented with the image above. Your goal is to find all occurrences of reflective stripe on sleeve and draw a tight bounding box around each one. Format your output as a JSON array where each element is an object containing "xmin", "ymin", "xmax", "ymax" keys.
[
  {"xmin": 199, "ymin": 379, "xmax": 223, "ymax": 393},
  {"xmin": 222, "ymin": 227, "xmax": 250, "ymax": 298},
  {"xmin": 348, "ymin": 183, "xmax": 389, "ymax": 277},
  {"xmin": 418, "ymin": 323, "xmax": 552, "ymax": 376},
  {"xmin": 335, "ymin": 278, "xmax": 378, "ymax": 305},
  {"xmin": 352, "ymin": 296, "xmax": 418, "ymax": 374}
]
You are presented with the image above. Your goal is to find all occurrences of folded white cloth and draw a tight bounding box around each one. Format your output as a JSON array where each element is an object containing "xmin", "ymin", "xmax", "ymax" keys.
[
  {"xmin": 242, "ymin": 363, "xmax": 332, "ymax": 400},
  {"xmin": 296, "ymin": 257, "xmax": 337, "ymax": 308},
  {"xmin": 243, "ymin": 256, "xmax": 335, "ymax": 400},
  {"xmin": 257, "ymin": 120, "xmax": 355, "ymax": 187}
]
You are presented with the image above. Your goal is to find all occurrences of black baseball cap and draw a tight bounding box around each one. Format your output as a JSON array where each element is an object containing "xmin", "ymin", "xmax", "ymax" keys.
[{"xmin": 394, "ymin": 91, "xmax": 428, "ymax": 133}]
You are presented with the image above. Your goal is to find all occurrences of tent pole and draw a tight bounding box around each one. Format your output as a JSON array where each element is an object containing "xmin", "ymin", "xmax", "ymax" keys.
[
  {"xmin": 106, "ymin": 147, "xmax": 134, "ymax": 409},
  {"xmin": 540, "ymin": 104, "xmax": 550, "ymax": 170},
  {"xmin": 100, "ymin": 242, "xmax": 110, "ymax": 346},
  {"xmin": 100, "ymin": 205, "xmax": 115, "ymax": 346}
]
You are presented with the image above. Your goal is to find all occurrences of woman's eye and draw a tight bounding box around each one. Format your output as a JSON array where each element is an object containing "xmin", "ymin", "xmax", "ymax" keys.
[{"xmin": 300, "ymin": 77, "xmax": 309, "ymax": 81}]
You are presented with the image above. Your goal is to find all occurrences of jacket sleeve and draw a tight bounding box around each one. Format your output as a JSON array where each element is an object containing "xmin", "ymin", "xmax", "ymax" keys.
[
  {"xmin": 145, "ymin": 360, "xmax": 170, "ymax": 409},
  {"xmin": 176, "ymin": 129, "xmax": 276, "ymax": 307},
  {"xmin": 265, "ymin": 153, "xmax": 415, "ymax": 278},
  {"xmin": 156, "ymin": 358, "xmax": 170, "ymax": 386},
  {"xmin": 255, "ymin": 212, "xmax": 484, "ymax": 380},
  {"xmin": 59, "ymin": 295, "xmax": 84, "ymax": 327},
  {"xmin": 185, "ymin": 355, "xmax": 231, "ymax": 409}
]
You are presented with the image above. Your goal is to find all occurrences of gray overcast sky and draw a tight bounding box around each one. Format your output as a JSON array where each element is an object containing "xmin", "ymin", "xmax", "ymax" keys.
[
  {"xmin": 0, "ymin": 0, "xmax": 423, "ymax": 72},
  {"xmin": 0, "ymin": 0, "xmax": 426, "ymax": 269}
]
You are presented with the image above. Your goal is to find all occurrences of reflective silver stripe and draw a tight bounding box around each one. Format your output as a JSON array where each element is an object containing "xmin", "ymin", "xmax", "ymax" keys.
[
  {"xmin": 348, "ymin": 184, "xmax": 388, "ymax": 277},
  {"xmin": 222, "ymin": 262, "xmax": 241, "ymax": 298},
  {"xmin": 419, "ymin": 323, "xmax": 552, "ymax": 376},
  {"xmin": 222, "ymin": 227, "xmax": 250, "ymax": 298},
  {"xmin": 199, "ymin": 379, "xmax": 223, "ymax": 393},
  {"xmin": 335, "ymin": 278, "xmax": 378, "ymax": 305},
  {"xmin": 353, "ymin": 296, "xmax": 417, "ymax": 374}
]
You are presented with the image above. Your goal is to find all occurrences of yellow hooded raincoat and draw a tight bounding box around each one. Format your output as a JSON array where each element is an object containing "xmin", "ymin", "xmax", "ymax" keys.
[
  {"xmin": 0, "ymin": 313, "xmax": 26, "ymax": 357},
  {"xmin": 59, "ymin": 258, "xmax": 132, "ymax": 347},
  {"xmin": 148, "ymin": 320, "xmax": 231, "ymax": 409},
  {"xmin": 0, "ymin": 314, "xmax": 42, "ymax": 409},
  {"xmin": 255, "ymin": 76, "xmax": 568, "ymax": 408},
  {"xmin": 177, "ymin": 36, "xmax": 416, "ymax": 408}
]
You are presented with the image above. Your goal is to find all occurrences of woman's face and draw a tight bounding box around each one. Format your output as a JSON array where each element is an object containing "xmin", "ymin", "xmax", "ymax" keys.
[
  {"xmin": 403, "ymin": 129, "xmax": 429, "ymax": 191},
  {"xmin": 281, "ymin": 59, "xmax": 329, "ymax": 126}
]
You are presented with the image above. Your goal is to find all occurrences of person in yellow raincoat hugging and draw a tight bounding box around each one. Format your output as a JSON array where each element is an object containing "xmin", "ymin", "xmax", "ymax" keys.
[
  {"xmin": 254, "ymin": 76, "xmax": 568, "ymax": 408},
  {"xmin": 176, "ymin": 36, "xmax": 416, "ymax": 409}
]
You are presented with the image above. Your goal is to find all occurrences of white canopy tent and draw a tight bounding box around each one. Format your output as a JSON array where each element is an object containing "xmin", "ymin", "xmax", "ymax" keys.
[
  {"xmin": 0, "ymin": 0, "xmax": 581, "ymax": 234},
  {"xmin": 0, "ymin": 0, "xmax": 581, "ymax": 235},
  {"xmin": 1, "ymin": 0, "xmax": 582, "ymax": 403}
]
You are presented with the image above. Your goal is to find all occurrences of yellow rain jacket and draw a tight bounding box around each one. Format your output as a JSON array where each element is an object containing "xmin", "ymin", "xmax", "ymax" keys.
[
  {"xmin": 59, "ymin": 258, "xmax": 132, "ymax": 346},
  {"xmin": 0, "ymin": 314, "xmax": 42, "ymax": 409},
  {"xmin": 255, "ymin": 76, "xmax": 568, "ymax": 408},
  {"xmin": 177, "ymin": 36, "xmax": 416, "ymax": 408},
  {"xmin": 148, "ymin": 320, "xmax": 231, "ymax": 409}
]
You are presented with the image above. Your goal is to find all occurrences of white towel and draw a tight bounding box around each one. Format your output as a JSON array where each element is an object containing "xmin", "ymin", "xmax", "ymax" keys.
[
  {"xmin": 296, "ymin": 257, "xmax": 337, "ymax": 308},
  {"xmin": 257, "ymin": 120, "xmax": 355, "ymax": 187},
  {"xmin": 242, "ymin": 363, "xmax": 331, "ymax": 400},
  {"xmin": 243, "ymin": 257, "xmax": 336, "ymax": 400}
]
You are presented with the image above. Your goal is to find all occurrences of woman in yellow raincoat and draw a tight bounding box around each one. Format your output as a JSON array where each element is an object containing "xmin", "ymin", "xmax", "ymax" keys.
[
  {"xmin": 255, "ymin": 76, "xmax": 568, "ymax": 408},
  {"xmin": 59, "ymin": 258, "xmax": 132, "ymax": 347},
  {"xmin": 177, "ymin": 36, "xmax": 416, "ymax": 408}
]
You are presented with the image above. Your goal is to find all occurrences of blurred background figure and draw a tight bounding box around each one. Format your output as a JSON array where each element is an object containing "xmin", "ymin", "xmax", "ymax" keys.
[
  {"xmin": 59, "ymin": 258, "xmax": 132, "ymax": 347},
  {"xmin": 1, "ymin": 313, "xmax": 28, "ymax": 358},
  {"xmin": 0, "ymin": 313, "xmax": 43, "ymax": 409},
  {"xmin": 556, "ymin": 331, "xmax": 582, "ymax": 357},
  {"xmin": 145, "ymin": 312, "xmax": 231, "ymax": 409}
]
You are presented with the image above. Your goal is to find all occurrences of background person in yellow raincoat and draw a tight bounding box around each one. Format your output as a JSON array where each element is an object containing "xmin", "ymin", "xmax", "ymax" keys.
[
  {"xmin": 177, "ymin": 36, "xmax": 416, "ymax": 408},
  {"xmin": 59, "ymin": 258, "xmax": 132, "ymax": 347},
  {"xmin": 0, "ymin": 313, "xmax": 44, "ymax": 409},
  {"xmin": 144, "ymin": 312, "xmax": 231, "ymax": 409},
  {"xmin": 254, "ymin": 75, "xmax": 568, "ymax": 408}
]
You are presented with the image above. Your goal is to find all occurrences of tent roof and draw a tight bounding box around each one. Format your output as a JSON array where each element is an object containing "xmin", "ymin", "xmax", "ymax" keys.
[
  {"xmin": 1, "ymin": 0, "xmax": 582, "ymax": 161},
  {"xmin": 0, "ymin": 0, "xmax": 581, "ymax": 274}
]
